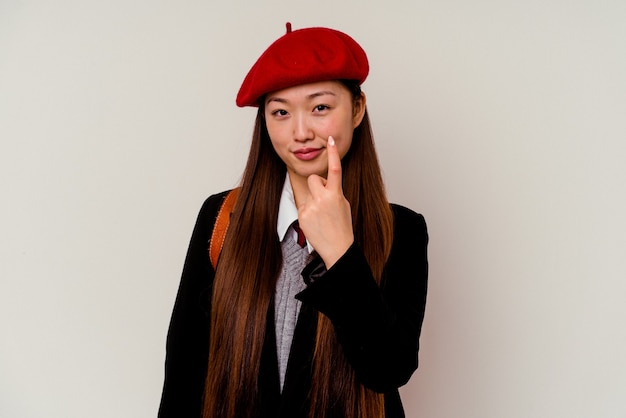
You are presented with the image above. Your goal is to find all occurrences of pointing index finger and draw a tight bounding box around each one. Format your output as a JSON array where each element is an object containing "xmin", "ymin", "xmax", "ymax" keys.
[{"xmin": 326, "ymin": 136, "xmax": 342, "ymax": 190}]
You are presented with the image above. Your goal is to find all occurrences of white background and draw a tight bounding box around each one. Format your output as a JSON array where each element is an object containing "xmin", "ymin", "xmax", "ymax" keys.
[{"xmin": 1, "ymin": 1, "xmax": 625, "ymax": 417}]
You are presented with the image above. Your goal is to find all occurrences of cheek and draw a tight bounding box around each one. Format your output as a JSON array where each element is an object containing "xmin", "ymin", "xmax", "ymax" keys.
[
  {"xmin": 265, "ymin": 122, "xmax": 278, "ymax": 140},
  {"xmin": 269, "ymin": 139, "xmax": 287, "ymax": 159},
  {"xmin": 265, "ymin": 117, "xmax": 287, "ymax": 136},
  {"xmin": 337, "ymin": 121, "xmax": 356, "ymax": 156},
  {"xmin": 320, "ymin": 115, "xmax": 354, "ymax": 140},
  {"xmin": 266, "ymin": 125, "xmax": 287, "ymax": 150},
  {"xmin": 331, "ymin": 126, "xmax": 354, "ymax": 158},
  {"xmin": 266, "ymin": 134, "xmax": 284, "ymax": 158},
  {"xmin": 337, "ymin": 137, "xmax": 353, "ymax": 159}
]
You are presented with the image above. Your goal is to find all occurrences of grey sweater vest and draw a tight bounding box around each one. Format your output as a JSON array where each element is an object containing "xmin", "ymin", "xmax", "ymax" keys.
[{"xmin": 274, "ymin": 231, "xmax": 313, "ymax": 391}]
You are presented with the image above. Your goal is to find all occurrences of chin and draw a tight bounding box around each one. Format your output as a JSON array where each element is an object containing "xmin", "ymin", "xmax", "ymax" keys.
[{"xmin": 294, "ymin": 165, "xmax": 327, "ymax": 179}]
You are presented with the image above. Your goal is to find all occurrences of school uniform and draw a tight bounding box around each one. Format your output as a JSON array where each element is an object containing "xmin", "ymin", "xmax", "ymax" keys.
[{"xmin": 158, "ymin": 183, "xmax": 429, "ymax": 418}]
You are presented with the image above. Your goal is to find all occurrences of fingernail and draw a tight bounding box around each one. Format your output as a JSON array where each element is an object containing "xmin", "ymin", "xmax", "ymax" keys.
[{"xmin": 328, "ymin": 136, "xmax": 335, "ymax": 146}]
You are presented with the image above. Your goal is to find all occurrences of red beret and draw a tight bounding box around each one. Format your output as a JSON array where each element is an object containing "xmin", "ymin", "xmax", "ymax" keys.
[{"xmin": 236, "ymin": 23, "xmax": 369, "ymax": 107}]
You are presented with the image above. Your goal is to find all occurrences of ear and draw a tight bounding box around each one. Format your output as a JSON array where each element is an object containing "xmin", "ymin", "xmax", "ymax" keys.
[{"xmin": 352, "ymin": 92, "xmax": 367, "ymax": 128}]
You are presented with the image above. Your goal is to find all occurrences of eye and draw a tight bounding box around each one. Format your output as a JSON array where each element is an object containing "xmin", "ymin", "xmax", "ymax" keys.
[
  {"xmin": 313, "ymin": 104, "xmax": 330, "ymax": 113},
  {"xmin": 271, "ymin": 109, "xmax": 289, "ymax": 117}
]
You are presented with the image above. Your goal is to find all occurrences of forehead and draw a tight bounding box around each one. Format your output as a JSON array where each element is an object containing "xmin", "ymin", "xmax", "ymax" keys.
[{"xmin": 264, "ymin": 80, "xmax": 349, "ymax": 104}]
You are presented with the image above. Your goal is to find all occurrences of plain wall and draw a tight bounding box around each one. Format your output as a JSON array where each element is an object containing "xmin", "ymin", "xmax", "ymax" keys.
[{"xmin": 1, "ymin": 1, "xmax": 625, "ymax": 417}]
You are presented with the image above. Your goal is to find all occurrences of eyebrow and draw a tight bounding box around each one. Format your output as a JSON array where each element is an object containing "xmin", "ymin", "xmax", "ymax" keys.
[
  {"xmin": 307, "ymin": 90, "xmax": 336, "ymax": 100},
  {"xmin": 266, "ymin": 90, "xmax": 337, "ymax": 105}
]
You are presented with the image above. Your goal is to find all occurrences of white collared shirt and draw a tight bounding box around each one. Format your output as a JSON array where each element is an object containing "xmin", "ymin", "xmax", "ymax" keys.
[{"xmin": 277, "ymin": 173, "xmax": 314, "ymax": 254}]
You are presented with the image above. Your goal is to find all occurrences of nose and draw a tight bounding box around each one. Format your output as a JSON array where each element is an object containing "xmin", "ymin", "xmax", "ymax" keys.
[{"xmin": 293, "ymin": 113, "xmax": 314, "ymax": 142}]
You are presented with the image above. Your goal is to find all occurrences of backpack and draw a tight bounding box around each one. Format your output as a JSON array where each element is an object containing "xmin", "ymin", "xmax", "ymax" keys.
[{"xmin": 208, "ymin": 188, "xmax": 240, "ymax": 269}]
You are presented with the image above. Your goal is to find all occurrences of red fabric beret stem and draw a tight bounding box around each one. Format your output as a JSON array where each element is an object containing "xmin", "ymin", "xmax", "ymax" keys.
[{"xmin": 236, "ymin": 23, "xmax": 369, "ymax": 107}]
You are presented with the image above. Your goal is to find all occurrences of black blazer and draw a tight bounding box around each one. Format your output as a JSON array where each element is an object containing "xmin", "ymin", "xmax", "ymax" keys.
[{"xmin": 158, "ymin": 191, "xmax": 429, "ymax": 418}]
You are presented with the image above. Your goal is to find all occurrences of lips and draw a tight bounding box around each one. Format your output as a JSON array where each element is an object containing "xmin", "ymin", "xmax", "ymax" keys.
[{"xmin": 293, "ymin": 147, "xmax": 324, "ymax": 161}]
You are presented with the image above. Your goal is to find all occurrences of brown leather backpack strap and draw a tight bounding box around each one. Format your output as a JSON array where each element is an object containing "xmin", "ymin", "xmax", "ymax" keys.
[{"xmin": 209, "ymin": 188, "xmax": 240, "ymax": 269}]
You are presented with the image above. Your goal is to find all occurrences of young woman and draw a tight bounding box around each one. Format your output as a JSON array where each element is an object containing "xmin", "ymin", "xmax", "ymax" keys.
[{"xmin": 158, "ymin": 23, "xmax": 429, "ymax": 418}]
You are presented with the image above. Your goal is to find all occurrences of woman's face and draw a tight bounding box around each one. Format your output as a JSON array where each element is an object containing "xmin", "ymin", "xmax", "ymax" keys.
[{"xmin": 264, "ymin": 80, "xmax": 365, "ymax": 184}]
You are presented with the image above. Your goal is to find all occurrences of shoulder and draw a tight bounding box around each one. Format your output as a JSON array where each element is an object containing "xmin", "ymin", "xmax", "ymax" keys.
[
  {"xmin": 200, "ymin": 189, "xmax": 233, "ymax": 212},
  {"xmin": 390, "ymin": 203, "xmax": 428, "ymax": 246},
  {"xmin": 195, "ymin": 190, "xmax": 235, "ymax": 223},
  {"xmin": 390, "ymin": 203, "xmax": 427, "ymax": 231},
  {"xmin": 186, "ymin": 189, "xmax": 236, "ymax": 247}
]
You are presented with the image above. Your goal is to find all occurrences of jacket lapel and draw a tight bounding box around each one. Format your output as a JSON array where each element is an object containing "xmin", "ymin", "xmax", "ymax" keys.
[
  {"xmin": 277, "ymin": 302, "xmax": 317, "ymax": 417},
  {"xmin": 259, "ymin": 297, "xmax": 318, "ymax": 417}
]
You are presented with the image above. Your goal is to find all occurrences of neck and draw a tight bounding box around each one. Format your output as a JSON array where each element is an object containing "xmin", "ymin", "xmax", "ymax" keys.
[{"xmin": 288, "ymin": 172, "xmax": 311, "ymax": 208}]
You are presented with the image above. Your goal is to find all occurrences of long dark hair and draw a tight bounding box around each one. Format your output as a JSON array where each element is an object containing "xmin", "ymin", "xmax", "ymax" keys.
[{"xmin": 203, "ymin": 81, "xmax": 394, "ymax": 418}]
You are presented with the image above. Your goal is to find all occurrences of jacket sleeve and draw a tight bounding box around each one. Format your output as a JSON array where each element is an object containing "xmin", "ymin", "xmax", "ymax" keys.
[
  {"xmin": 158, "ymin": 193, "xmax": 227, "ymax": 418},
  {"xmin": 295, "ymin": 205, "xmax": 429, "ymax": 393}
]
